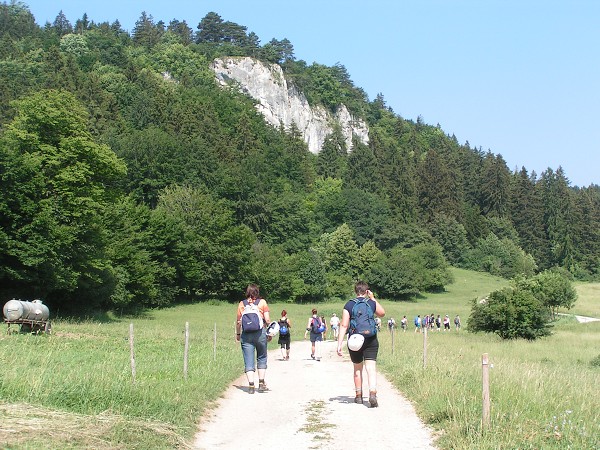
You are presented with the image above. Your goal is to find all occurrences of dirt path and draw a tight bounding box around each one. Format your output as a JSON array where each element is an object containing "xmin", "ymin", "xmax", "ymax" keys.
[
  {"xmin": 557, "ymin": 313, "xmax": 600, "ymax": 323},
  {"xmin": 194, "ymin": 338, "xmax": 437, "ymax": 449}
]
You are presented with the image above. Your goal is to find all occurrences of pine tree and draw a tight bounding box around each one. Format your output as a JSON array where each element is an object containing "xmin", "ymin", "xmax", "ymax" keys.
[
  {"xmin": 509, "ymin": 168, "xmax": 548, "ymax": 267},
  {"xmin": 479, "ymin": 152, "xmax": 511, "ymax": 217}
]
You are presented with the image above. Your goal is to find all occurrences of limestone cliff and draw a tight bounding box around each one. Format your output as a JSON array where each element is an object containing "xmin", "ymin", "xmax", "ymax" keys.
[{"xmin": 211, "ymin": 57, "xmax": 369, "ymax": 154}]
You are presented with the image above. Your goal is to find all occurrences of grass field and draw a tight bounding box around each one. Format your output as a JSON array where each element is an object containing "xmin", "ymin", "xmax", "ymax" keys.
[{"xmin": 0, "ymin": 268, "xmax": 598, "ymax": 449}]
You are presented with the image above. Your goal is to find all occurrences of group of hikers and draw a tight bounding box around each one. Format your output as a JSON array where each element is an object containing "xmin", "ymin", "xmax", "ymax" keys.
[
  {"xmin": 235, "ymin": 281, "xmax": 385, "ymax": 407},
  {"xmin": 410, "ymin": 313, "xmax": 461, "ymax": 332}
]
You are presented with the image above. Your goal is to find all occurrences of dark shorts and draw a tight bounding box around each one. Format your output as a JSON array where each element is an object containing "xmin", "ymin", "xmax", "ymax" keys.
[
  {"xmin": 348, "ymin": 335, "xmax": 379, "ymax": 364},
  {"xmin": 310, "ymin": 332, "xmax": 322, "ymax": 343},
  {"xmin": 278, "ymin": 335, "xmax": 291, "ymax": 349}
]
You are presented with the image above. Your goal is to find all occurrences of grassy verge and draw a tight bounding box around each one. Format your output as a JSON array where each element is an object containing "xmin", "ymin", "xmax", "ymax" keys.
[
  {"xmin": 0, "ymin": 303, "xmax": 241, "ymax": 449},
  {"xmin": 1, "ymin": 269, "xmax": 598, "ymax": 448},
  {"xmin": 376, "ymin": 270, "xmax": 600, "ymax": 449}
]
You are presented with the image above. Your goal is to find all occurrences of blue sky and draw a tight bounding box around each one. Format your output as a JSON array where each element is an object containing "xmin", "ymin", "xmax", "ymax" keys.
[{"xmin": 23, "ymin": 0, "xmax": 599, "ymax": 187}]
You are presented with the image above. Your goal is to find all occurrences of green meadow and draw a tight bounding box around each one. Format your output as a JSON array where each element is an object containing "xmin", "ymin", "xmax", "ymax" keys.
[{"xmin": 0, "ymin": 268, "xmax": 598, "ymax": 449}]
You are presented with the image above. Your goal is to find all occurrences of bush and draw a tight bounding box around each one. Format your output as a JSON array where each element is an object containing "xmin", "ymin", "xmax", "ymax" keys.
[
  {"xmin": 513, "ymin": 269, "xmax": 577, "ymax": 319},
  {"xmin": 468, "ymin": 286, "xmax": 552, "ymax": 340}
]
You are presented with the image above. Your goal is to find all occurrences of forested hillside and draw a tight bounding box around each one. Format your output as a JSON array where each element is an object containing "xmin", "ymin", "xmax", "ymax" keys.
[{"xmin": 1, "ymin": 3, "xmax": 599, "ymax": 313}]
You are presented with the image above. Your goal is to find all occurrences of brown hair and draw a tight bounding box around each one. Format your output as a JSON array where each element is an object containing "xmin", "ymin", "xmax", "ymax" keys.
[
  {"xmin": 246, "ymin": 284, "xmax": 260, "ymax": 300},
  {"xmin": 355, "ymin": 281, "xmax": 369, "ymax": 296},
  {"xmin": 281, "ymin": 310, "xmax": 287, "ymax": 316},
  {"xmin": 311, "ymin": 308, "xmax": 317, "ymax": 315}
]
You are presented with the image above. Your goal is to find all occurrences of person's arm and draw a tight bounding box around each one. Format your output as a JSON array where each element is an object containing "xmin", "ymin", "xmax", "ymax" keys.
[
  {"xmin": 304, "ymin": 318, "xmax": 312, "ymax": 339},
  {"xmin": 366, "ymin": 289, "xmax": 385, "ymax": 318},
  {"xmin": 336, "ymin": 309, "xmax": 350, "ymax": 356},
  {"xmin": 235, "ymin": 303, "xmax": 242, "ymax": 341}
]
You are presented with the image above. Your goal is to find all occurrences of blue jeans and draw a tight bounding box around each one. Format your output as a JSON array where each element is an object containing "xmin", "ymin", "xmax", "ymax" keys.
[{"xmin": 240, "ymin": 328, "xmax": 268, "ymax": 372}]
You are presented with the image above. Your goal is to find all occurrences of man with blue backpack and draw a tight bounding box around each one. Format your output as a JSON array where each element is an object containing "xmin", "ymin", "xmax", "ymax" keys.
[{"xmin": 336, "ymin": 281, "xmax": 385, "ymax": 407}]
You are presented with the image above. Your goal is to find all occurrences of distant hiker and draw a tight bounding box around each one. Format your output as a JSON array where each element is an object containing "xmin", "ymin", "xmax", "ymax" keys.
[
  {"xmin": 443, "ymin": 314, "xmax": 451, "ymax": 331},
  {"xmin": 414, "ymin": 315, "xmax": 421, "ymax": 333},
  {"xmin": 336, "ymin": 281, "xmax": 385, "ymax": 407},
  {"xmin": 435, "ymin": 314, "xmax": 441, "ymax": 331},
  {"xmin": 375, "ymin": 317, "xmax": 382, "ymax": 332},
  {"xmin": 278, "ymin": 310, "xmax": 292, "ymax": 360},
  {"xmin": 236, "ymin": 284, "xmax": 271, "ymax": 394},
  {"xmin": 330, "ymin": 313, "xmax": 340, "ymax": 340},
  {"xmin": 305, "ymin": 309, "xmax": 324, "ymax": 361},
  {"xmin": 454, "ymin": 315, "xmax": 461, "ymax": 330},
  {"xmin": 387, "ymin": 317, "xmax": 396, "ymax": 332},
  {"xmin": 400, "ymin": 315, "xmax": 408, "ymax": 332}
]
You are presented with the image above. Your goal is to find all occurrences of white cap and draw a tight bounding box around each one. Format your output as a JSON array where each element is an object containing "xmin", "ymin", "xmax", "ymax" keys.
[{"xmin": 347, "ymin": 334, "xmax": 365, "ymax": 351}]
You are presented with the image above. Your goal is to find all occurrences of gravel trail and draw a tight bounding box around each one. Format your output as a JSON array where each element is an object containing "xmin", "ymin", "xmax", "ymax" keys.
[{"xmin": 194, "ymin": 338, "xmax": 438, "ymax": 449}]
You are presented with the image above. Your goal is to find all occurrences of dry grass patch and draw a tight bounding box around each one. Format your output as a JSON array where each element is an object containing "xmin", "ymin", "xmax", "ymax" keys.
[{"xmin": 0, "ymin": 402, "xmax": 189, "ymax": 449}]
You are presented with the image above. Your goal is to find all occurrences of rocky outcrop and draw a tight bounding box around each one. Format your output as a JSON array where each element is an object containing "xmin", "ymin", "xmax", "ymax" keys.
[{"xmin": 211, "ymin": 57, "xmax": 369, "ymax": 154}]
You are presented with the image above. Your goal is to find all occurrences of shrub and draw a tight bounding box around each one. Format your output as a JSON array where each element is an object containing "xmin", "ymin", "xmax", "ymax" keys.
[
  {"xmin": 468, "ymin": 286, "xmax": 552, "ymax": 340},
  {"xmin": 513, "ymin": 270, "xmax": 577, "ymax": 319}
]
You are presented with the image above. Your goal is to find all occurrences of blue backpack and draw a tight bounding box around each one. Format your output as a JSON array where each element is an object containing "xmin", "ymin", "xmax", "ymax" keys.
[
  {"xmin": 279, "ymin": 319, "xmax": 289, "ymax": 336},
  {"xmin": 350, "ymin": 297, "xmax": 377, "ymax": 337}
]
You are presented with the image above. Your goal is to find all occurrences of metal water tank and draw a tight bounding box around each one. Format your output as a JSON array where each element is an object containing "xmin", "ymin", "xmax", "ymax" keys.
[
  {"xmin": 3, "ymin": 299, "xmax": 27, "ymax": 321},
  {"xmin": 2, "ymin": 299, "xmax": 49, "ymax": 321},
  {"xmin": 27, "ymin": 300, "xmax": 50, "ymax": 320}
]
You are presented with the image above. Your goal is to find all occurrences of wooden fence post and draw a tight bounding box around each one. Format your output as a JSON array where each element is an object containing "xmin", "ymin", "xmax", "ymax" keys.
[
  {"xmin": 482, "ymin": 353, "xmax": 491, "ymax": 430},
  {"xmin": 129, "ymin": 323, "xmax": 136, "ymax": 383},
  {"xmin": 183, "ymin": 321, "xmax": 189, "ymax": 379},
  {"xmin": 213, "ymin": 322, "xmax": 217, "ymax": 361}
]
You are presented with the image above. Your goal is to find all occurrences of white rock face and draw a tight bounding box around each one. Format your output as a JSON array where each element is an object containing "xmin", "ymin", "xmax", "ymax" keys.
[{"xmin": 211, "ymin": 57, "xmax": 369, "ymax": 154}]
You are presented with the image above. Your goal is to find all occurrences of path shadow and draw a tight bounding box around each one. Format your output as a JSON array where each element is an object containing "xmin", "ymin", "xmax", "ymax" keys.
[{"xmin": 329, "ymin": 395, "xmax": 357, "ymax": 404}]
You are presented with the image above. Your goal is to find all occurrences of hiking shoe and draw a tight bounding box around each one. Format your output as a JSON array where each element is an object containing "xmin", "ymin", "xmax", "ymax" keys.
[
  {"xmin": 354, "ymin": 392, "xmax": 363, "ymax": 404},
  {"xmin": 369, "ymin": 392, "xmax": 378, "ymax": 408},
  {"xmin": 258, "ymin": 383, "xmax": 268, "ymax": 393},
  {"xmin": 248, "ymin": 385, "xmax": 255, "ymax": 394},
  {"xmin": 311, "ymin": 354, "xmax": 315, "ymax": 359}
]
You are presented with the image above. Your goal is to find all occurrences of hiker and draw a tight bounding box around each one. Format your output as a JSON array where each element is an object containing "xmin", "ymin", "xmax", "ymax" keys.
[
  {"xmin": 320, "ymin": 315, "xmax": 328, "ymax": 340},
  {"xmin": 235, "ymin": 284, "xmax": 271, "ymax": 394},
  {"xmin": 375, "ymin": 316, "xmax": 382, "ymax": 332},
  {"xmin": 330, "ymin": 313, "xmax": 340, "ymax": 340},
  {"xmin": 454, "ymin": 315, "xmax": 461, "ymax": 330},
  {"xmin": 414, "ymin": 314, "xmax": 421, "ymax": 332},
  {"xmin": 400, "ymin": 315, "xmax": 407, "ymax": 332},
  {"xmin": 305, "ymin": 308, "xmax": 324, "ymax": 361},
  {"xmin": 336, "ymin": 281, "xmax": 385, "ymax": 407},
  {"xmin": 435, "ymin": 314, "xmax": 441, "ymax": 331},
  {"xmin": 278, "ymin": 310, "xmax": 292, "ymax": 360},
  {"xmin": 443, "ymin": 314, "xmax": 450, "ymax": 331},
  {"xmin": 387, "ymin": 317, "xmax": 396, "ymax": 332}
]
